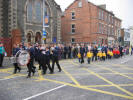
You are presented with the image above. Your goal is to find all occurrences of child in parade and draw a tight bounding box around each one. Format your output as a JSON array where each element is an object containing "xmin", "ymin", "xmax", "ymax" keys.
[
  {"xmin": 86, "ymin": 50, "xmax": 93, "ymax": 64},
  {"xmin": 97, "ymin": 51, "xmax": 102, "ymax": 61},
  {"xmin": 77, "ymin": 52, "xmax": 81, "ymax": 63}
]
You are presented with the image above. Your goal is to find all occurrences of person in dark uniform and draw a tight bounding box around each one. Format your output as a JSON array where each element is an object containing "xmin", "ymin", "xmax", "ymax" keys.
[
  {"xmin": 40, "ymin": 45, "xmax": 47, "ymax": 75},
  {"xmin": 12, "ymin": 44, "xmax": 21, "ymax": 74},
  {"xmin": 64, "ymin": 45, "xmax": 68, "ymax": 59},
  {"xmin": 80, "ymin": 44, "xmax": 85, "ymax": 64},
  {"xmin": 45, "ymin": 47, "xmax": 53, "ymax": 74},
  {"xmin": 37, "ymin": 44, "xmax": 42, "ymax": 70},
  {"xmin": 52, "ymin": 45, "xmax": 62, "ymax": 73},
  {"xmin": 34, "ymin": 43, "xmax": 40, "ymax": 62},
  {"xmin": 27, "ymin": 44, "xmax": 36, "ymax": 78}
]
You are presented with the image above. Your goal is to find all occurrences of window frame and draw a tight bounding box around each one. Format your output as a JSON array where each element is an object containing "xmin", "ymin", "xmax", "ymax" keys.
[{"xmin": 71, "ymin": 24, "xmax": 76, "ymax": 34}]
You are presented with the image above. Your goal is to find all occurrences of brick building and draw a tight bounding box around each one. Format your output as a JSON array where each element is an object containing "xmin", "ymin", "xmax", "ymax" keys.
[{"xmin": 61, "ymin": 0, "xmax": 121, "ymax": 45}]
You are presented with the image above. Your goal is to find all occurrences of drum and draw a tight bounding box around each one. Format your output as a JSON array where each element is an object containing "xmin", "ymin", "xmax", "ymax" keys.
[{"xmin": 17, "ymin": 50, "xmax": 30, "ymax": 66}]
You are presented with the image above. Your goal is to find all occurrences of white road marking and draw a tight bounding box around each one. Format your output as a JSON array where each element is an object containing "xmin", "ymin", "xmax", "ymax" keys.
[
  {"xmin": 121, "ymin": 58, "xmax": 130, "ymax": 64},
  {"xmin": 23, "ymin": 85, "xmax": 66, "ymax": 100}
]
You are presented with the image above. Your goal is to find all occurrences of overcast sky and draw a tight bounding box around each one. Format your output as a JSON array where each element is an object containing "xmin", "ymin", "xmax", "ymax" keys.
[{"xmin": 55, "ymin": 0, "xmax": 133, "ymax": 28}]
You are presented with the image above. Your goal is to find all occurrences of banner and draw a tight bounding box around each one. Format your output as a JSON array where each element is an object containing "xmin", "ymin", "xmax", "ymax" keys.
[{"xmin": 44, "ymin": 16, "xmax": 49, "ymax": 27}]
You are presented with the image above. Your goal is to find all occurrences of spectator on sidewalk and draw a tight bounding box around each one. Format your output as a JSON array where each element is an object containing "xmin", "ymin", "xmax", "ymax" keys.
[{"xmin": 0, "ymin": 43, "xmax": 6, "ymax": 67}]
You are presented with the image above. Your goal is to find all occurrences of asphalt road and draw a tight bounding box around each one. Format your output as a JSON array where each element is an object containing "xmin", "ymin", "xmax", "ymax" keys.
[{"xmin": 0, "ymin": 55, "xmax": 133, "ymax": 100}]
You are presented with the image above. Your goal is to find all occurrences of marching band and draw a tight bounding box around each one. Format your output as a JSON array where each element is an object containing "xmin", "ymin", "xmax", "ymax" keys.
[{"xmin": 7, "ymin": 42, "xmax": 133, "ymax": 78}]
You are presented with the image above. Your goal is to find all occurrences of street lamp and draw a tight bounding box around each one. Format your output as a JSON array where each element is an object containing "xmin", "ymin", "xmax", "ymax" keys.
[{"xmin": 42, "ymin": 0, "xmax": 46, "ymax": 44}]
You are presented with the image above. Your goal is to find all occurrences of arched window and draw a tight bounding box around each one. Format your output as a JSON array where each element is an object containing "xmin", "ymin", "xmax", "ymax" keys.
[
  {"xmin": 27, "ymin": 0, "xmax": 33, "ymax": 22},
  {"xmin": 35, "ymin": 0, "xmax": 41, "ymax": 23},
  {"xmin": 27, "ymin": 33, "xmax": 32, "ymax": 42},
  {"xmin": 35, "ymin": 32, "xmax": 41, "ymax": 43}
]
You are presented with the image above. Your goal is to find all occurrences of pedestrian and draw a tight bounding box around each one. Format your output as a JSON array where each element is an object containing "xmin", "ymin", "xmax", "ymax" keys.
[
  {"xmin": 0, "ymin": 43, "xmax": 6, "ymax": 67},
  {"xmin": 80, "ymin": 44, "xmax": 85, "ymax": 64}
]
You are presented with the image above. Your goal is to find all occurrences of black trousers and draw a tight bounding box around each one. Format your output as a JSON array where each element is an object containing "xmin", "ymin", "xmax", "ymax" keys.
[
  {"xmin": 13, "ymin": 63, "xmax": 21, "ymax": 73},
  {"xmin": 27, "ymin": 59, "xmax": 35, "ymax": 77},
  {"xmin": 0, "ymin": 54, "xmax": 4, "ymax": 67},
  {"xmin": 87, "ymin": 58, "xmax": 91, "ymax": 64},
  {"xmin": 81, "ymin": 55, "xmax": 84, "ymax": 64},
  {"xmin": 46, "ymin": 59, "xmax": 53, "ymax": 73},
  {"xmin": 64, "ymin": 52, "xmax": 67, "ymax": 59},
  {"xmin": 41, "ymin": 63, "xmax": 47, "ymax": 74},
  {"xmin": 52, "ymin": 56, "xmax": 61, "ymax": 72}
]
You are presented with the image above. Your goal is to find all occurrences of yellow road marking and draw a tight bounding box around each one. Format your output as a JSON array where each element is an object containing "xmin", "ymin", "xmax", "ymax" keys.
[
  {"xmin": 83, "ymin": 68, "xmax": 133, "ymax": 97},
  {"xmin": 112, "ymin": 64, "xmax": 133, "ymax": 71},
  {"xmin": 83, "ymin": 84, "xmax": 133, "ymax": 88},
  {"xmin": 35, "ymin": 78, "xmax": 133, "ymax": 100},
  {"xmin": 93, "ymin": 63, "xmax": 133, "ymax": 80},
  {"xmin": 62, "ymin": 67, "xmax": 80, "ymax": 86}
]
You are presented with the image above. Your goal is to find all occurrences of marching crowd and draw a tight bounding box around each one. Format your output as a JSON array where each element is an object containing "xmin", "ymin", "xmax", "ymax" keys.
[{"xmin": 0, "ymin": 42, "xmax": 133, "ymax": 78}]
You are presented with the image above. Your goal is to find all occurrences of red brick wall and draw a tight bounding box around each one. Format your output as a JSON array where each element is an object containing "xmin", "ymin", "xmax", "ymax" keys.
[
  {"xmin": 61, "ymin": 0, "xmax": 121, "ymax": 44},
  {"xmin": 0, "ymin": 38, "xmax": 12, "ymax": 56}
]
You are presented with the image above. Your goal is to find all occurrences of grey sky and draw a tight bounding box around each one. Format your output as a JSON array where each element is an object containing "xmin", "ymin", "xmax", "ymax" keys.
[{"xmin": 55, "ymin": 0, "xmax": 133, "ymax": 28}]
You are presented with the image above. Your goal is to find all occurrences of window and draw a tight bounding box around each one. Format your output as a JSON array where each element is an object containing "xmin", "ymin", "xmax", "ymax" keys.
[
  {"xmin": 71, "ymin": 38, "xmax": 75, "ymax": 43},
  {"xmin": 35, "ymin": 1, "xmax": 42, "ymax": 23},
  {"xmin": 78, "ymin": 1, "xmax": 82, "ymax": 7},
  {"xmin": 71, "ymin": 24, "xmax": 75, "ymax": 33},
  {"xmin": 99, "ymin": 23, "xmax": 102, "ymax": 33},
  {"xmin": 102, "ymin": 10, "xmax": 104, "ymax": 20},
  {"xmin": 71, "ymin": 12, "xmax": 75, "ymax": 20},
  {"xmin": 27, "ymin": 0, "xmax": 33, "ymax": 22},
  {"xmin": 98, "ymin": 9, "xmax": 101, "ymax": 19}
]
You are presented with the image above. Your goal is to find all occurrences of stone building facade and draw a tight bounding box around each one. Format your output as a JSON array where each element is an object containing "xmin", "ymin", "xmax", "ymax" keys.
[
  {"xmin": 0, "ymin": 0, "xmax": 61, "ymax": 56},
  {"xmin": 0, "ymin": 0, "xmax": 62, "ymax": 43},
  {"xmin": 61, "ymin": 0, "xmax": 121, "ymax": 45}
]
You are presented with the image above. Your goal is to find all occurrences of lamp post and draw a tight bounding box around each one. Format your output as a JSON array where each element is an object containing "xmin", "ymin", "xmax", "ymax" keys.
[{"xmin": 42, "ymin": 0, "xmax": 46, "ymax": 44}]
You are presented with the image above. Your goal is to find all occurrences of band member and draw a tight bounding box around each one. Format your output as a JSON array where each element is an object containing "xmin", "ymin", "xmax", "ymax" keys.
[
  {"xmin": 51, "ymin": 45, "xmax": 62, "ymax": 73},
  {"xmin": 12, "ymin": 44, "xmax": 21, "ymax": 74},
  {"xmin": 27, "ymin": 44, "xmax": 36, "ymax": 78},
  {"xmin": 40, "ymin": 45, "xmax": 47, "ymax": 75},
  {"xmin": 0, "ymin": 43, "xmax": 6, "ymax": 67},
  {"xmin": 45, "ymin": 47, "xmax": 53, "ymax": 73}
]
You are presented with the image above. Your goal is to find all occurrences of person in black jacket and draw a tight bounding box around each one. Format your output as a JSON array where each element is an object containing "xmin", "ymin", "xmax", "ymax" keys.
[
  {"xmin": 52, "ymin": 45, "xmax": 62, "ymax": 73},
  {"xmin": 64, "ymin": 45, "xmax": 68, "ymax": 59},
  {"xmin": 80, "ymin": 44, "xmax": 85, "ymax": 64},
  {"xmin": 40, "ymin": 46, "xmax": 47, "ymax": 75},
  {"xmin": 92, "ymin": 45, "xmax": 98, "ymax": 61},
  {"xmin": 12, "ymin": 44, "xmax": 21, "ymax": 74},
  {"xmin": 45, "ymin": 47, "xmax": 53, "ymax": 74},
  {"xmin": 27, "ymin": 44, "xmax": 36, "ymax": 78}
]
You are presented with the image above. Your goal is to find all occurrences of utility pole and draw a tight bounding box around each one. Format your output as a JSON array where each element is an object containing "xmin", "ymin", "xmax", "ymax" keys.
[{"xmin": 42, "ymin": 0, "xmax": 46, "ymax": 44}]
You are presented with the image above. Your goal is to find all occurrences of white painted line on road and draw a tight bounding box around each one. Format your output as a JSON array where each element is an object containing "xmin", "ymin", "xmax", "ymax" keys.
[
  {"xmin": 121, "ymin": 58, "xmax": 130, "ymax": 64},
  {"xmin": 23, "ymin": 85, "xmax": 66, "ymax": 100}
]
